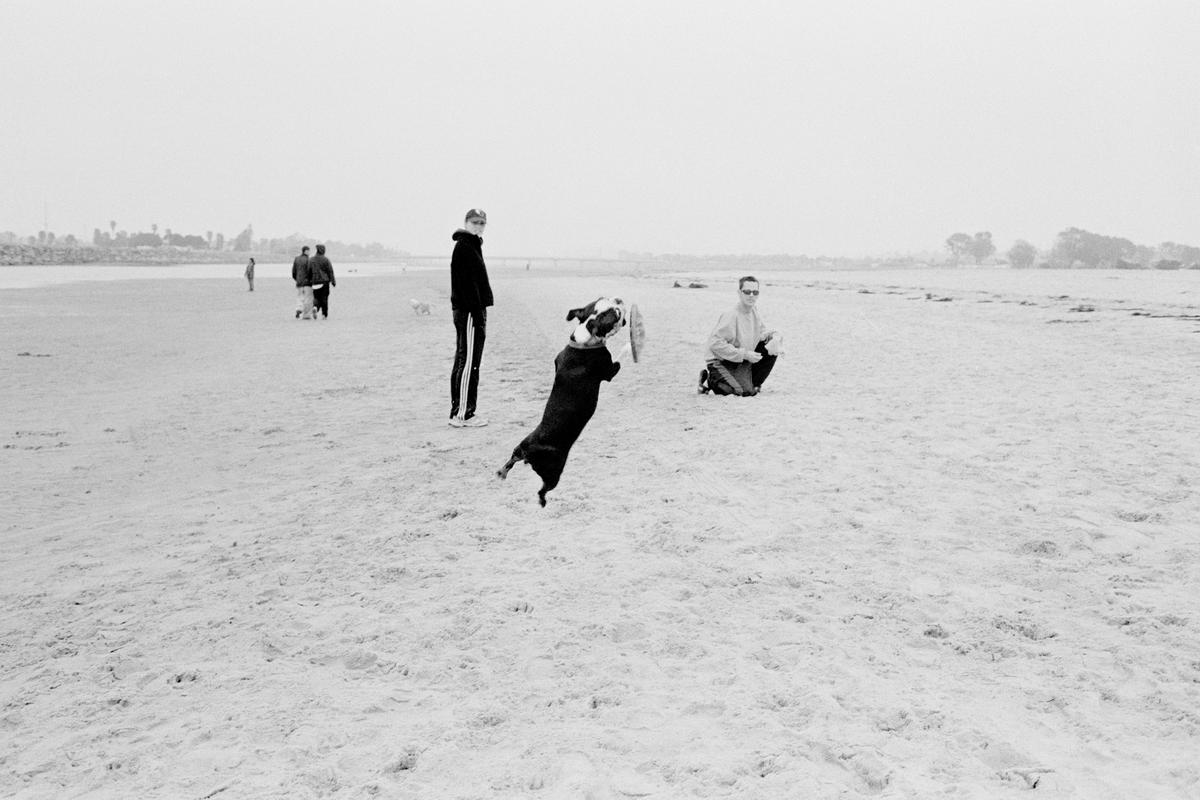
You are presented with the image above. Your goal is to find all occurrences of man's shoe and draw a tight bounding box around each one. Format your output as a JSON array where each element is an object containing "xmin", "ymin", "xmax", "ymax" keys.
[
  {"xmin": 295, "ymin": 310, "xmax": 301, "ymax": 319},
  {"xmin": 459, "ymin": 417, "xmax": 488, "ymax": 428},
  {"xmin": 697, "ymin": 368, "xmax": 710, "ymax": 394},
  {"xmin": 448, "ymin": 417, "xmax": 464, "ymax": 427}
]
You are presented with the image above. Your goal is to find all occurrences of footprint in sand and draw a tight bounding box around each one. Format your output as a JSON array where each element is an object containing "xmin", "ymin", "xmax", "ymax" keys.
[
  {"xmin": 1018, "ymin": 540, "xmax": 1062, "ymax": 557},
  {"xmin": 168, "ymin": 670, "xmax": 199, "ymax": 687},
  {"xmin": 512, "ymin": 601, "xmax": 534, "ymax": 613},
  {"xmin": 993, "ymin": 615, "xmax": 1057, "ymax": 641},
  {"xmin": 384, "ymin": 747, "xmax": 420, "ymax": 773},
  {"xmin": 847, "ymin": 751, "xmax": 892, "ymax": 792},
  {"xmin": 1116, "ymin": 509, "xmax": 1164, "ymax": 523}
]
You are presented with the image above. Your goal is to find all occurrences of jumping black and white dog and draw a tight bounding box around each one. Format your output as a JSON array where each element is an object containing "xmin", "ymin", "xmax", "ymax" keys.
[{"xmin": 497, "ymin": 297, "xmax": 627, "ymax": 506}]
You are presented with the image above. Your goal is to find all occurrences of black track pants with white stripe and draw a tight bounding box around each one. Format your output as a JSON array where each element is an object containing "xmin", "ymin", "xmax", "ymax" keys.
[{"xmin": 450, "ymin": 307, "xmax": 487, "ymax": 420}]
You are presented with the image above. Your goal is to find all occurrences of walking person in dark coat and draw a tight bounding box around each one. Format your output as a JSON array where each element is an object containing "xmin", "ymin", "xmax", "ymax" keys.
[
  {"xmin": 448, "ymin": 208, "xmax": 494, "ymax": 428},
  {"xmin": 292, "ymin": 246, "xmax": 310, "ymax": 318},
  {"xmin": 309, "ymin": 244, "xmax": 336, "ymax": 319}
]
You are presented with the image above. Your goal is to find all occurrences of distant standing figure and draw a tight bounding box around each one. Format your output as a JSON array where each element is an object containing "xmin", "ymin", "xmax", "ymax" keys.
[
  {"xmin": 448, "ymin": 208, "xmax": 494, "ymax": 427},
  {"xmin": 309, "ymin": 244, "xmax": 336, "ymax": 319},
  {"xmin": 292, "ymin": 246, "xmax": 310, "ymax": 318},
  {"xmin": 244, "ymin": 258, "xmax": 256, "ymax": 291},
  {"xmin": 698, "ymin": 275, "xmax": 781, "ymax": 396}
]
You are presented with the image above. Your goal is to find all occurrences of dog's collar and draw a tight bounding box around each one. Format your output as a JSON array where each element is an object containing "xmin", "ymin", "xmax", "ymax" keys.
[{"xmin": 567, "ymin": 339, "xmax": 607, "ymax": 350}]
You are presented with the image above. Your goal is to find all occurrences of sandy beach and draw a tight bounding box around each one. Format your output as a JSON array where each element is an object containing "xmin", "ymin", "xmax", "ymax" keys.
[{"xmin": 3, "ymin": 265, "xmax": 1199, "ymax": 799}]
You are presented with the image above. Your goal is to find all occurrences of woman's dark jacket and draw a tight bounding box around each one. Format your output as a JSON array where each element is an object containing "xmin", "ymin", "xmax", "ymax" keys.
[{"xmin": 450, "ymin": 230, "xmax": 494, "ymax": 312}]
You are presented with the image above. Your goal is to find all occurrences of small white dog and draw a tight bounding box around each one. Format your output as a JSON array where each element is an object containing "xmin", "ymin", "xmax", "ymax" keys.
[{"xmin": 410, "ymin": 299, "xmax": 432, "ymax": 316}]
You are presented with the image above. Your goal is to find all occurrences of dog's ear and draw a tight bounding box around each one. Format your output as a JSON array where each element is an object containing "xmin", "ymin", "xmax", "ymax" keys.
[{"xmin": 566, "ymin": 299, "xmax": 598, "ymax": 324}]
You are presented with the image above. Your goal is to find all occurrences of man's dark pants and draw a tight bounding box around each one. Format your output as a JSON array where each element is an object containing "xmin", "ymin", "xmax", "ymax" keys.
[{"xmin": 706, "ymin": 341, "xmax": 777, "ymax": 396}]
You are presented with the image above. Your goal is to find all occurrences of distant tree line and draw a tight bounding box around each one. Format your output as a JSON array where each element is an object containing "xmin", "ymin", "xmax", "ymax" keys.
[
  {"xmin": 947, "ymin": 228, "xmax": 1200, "ymax": 270},
  {"xmin": 87, "ymin": 221, "xmax": 406, "ymax": 258},
  {"xmin": 0, "ymin": 230, "xmax": 82, "ymax": 248},
  {"xmin": 945, "ymin": 232, "xmax": 996, "ymax": 265},
  {"xmin": 644, "ymin": 252, "xmax": 931, "ymax": 270},
  {"xmin": 0, "ymin": 221, "xmax": 408, "ymax": 263}
]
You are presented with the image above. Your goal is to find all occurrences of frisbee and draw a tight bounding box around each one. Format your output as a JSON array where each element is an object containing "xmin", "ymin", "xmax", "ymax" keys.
[{"xmin": 628, "ymin": 303, "xmax": 646, "ymax": 363}]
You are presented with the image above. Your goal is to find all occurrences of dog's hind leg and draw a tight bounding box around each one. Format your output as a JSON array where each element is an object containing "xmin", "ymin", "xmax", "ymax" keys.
[
  {"xmin": 529, "ymin": 453, "xmax": 565, "ymax": 507},
  {"xmin": 497, "ymin": 445, "xmax": 525, "ymax": 479},
  {"xmin": 497, "ymin": 457, "xmax": 516, "ymax": 479},
  {"xmin": 535, "ymin": 473, "xmax": 560, "ymax": 507}
]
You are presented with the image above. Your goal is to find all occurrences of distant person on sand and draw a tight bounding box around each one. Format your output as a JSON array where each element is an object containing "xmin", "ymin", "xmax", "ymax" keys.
[
  {"xmin": 698, "ymin": 275, "xmax": 782, "ymax": 396},
  {"xmin": 244, "ymin": 258, "xmax": 255, "ymax": 291},
  {"xmin": 448, "ymin": 208, "xmax": 494, "ymax": 428},
  {"xmin": 309, "ymin": 244, "xmax": 336, "ymax": 319},
  {"xmin": 292, "ymin": 246, "xmax": 310, "ymax": 318}
]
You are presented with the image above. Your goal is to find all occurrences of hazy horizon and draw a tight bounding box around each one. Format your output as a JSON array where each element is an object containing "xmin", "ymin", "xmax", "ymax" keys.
[{"xmin": 3, "ymin": 1, "xmax": 1197, "ymax": 258}]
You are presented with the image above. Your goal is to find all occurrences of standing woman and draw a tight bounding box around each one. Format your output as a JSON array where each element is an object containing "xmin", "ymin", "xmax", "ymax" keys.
[
  {"xmin": 244, "ymin": 257, "xmax": 255, "ymax": 291},
  {"xmin": 448, "ymin": 208, "xmax": 494, "ymax": 428}
]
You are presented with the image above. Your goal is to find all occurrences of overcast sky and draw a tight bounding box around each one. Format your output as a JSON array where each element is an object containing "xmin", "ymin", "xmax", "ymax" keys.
[{"xmin": 2, "ymin": 1, "xmax": 1197, "ymax": 257}]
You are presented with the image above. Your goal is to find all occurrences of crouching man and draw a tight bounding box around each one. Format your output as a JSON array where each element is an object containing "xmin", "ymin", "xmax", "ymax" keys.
[{"xmin": 699, "ymin": 275, "xmax": 782, "ymax": 396}]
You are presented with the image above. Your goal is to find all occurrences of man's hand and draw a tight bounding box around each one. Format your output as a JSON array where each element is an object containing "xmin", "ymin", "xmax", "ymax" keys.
[{"xmin": 745, "ymin": 350, "xmax": 763, "ymax": 363}]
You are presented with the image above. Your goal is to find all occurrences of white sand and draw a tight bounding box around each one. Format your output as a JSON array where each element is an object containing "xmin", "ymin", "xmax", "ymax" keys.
[{"xmin": 3, "ymin": 267, "xmax": 1199, "ymax": 798}]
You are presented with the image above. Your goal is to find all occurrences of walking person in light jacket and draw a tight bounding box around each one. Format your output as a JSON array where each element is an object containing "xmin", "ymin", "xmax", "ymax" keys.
[{"xmin": 292, "ymin": 246, "xmax": 310, "ymax": 318}]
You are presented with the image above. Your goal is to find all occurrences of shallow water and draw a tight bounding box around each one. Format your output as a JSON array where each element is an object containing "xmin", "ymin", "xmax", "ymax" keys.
[
  {"xmin": 676, "ymin": 267, "xmax": 1200, "ymax": 308},
  {"xmin": 0, "ymin": 261, "xmax": 436, "ymax": 290},
  {"xmin": 6, "ymin": 262, "xmax": 1200, "ymax": 310}
]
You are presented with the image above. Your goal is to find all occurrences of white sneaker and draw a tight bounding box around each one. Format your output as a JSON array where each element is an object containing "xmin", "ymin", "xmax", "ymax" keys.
[
  {"xmin": 447, "ymin": 417, "xmax": 464, "ymax": 428},
  {"xmin": 459, "ymin": 417, "xmax": 488, "ymax": 428}
]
